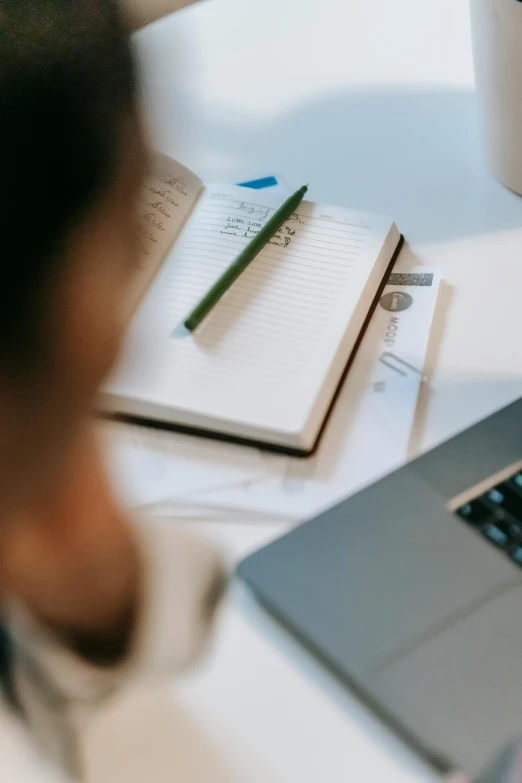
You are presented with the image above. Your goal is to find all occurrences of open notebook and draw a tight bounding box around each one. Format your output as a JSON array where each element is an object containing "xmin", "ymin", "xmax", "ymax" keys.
[{"xmin": 102, "ymin": 155, "xmax": 403, "ymax": 456}]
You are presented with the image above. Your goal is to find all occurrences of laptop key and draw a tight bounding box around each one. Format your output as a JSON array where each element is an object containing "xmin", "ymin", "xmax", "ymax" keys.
[
  {"xmin": 482, "ymin": 521, "xmax": 512, "ymax": 548},
  {"xmin": 501, "ymin": 515, "xmax": 522, "ymax": 541},
  {"xmin": 456, "ymin": 499, "xmax": 494, "ymax": 526},
  {"xmin": 485, "ymin": 483, "xmax": 522, "ymax": 521}
]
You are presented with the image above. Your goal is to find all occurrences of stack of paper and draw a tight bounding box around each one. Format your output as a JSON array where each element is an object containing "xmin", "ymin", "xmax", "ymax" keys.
[{"xmin": 104, "ymin": 266, "xmax": 440, "ymax": 524}]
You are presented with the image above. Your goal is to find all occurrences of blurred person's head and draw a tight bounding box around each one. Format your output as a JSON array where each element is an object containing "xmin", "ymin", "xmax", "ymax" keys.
[{"xmin": 0, "ymin": 0, "xmax": 145, "ymax": 508}]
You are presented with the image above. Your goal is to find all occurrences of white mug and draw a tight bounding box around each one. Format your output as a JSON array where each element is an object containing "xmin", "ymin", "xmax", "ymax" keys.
[{"xmin": 470, "ymin": 0, "xmax": 522, "ymax": 195}]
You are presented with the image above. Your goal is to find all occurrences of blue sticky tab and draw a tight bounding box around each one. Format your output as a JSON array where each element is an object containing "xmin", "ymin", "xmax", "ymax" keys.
[{"xmin": 237, "ymin": 176, "xmax": 279, "ymax": 190}]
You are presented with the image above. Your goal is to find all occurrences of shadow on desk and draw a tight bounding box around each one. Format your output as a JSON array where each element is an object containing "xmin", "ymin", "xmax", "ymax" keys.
[{"xmin": 161, "ymin": 84, "xmax": 522, "ymax": 245}]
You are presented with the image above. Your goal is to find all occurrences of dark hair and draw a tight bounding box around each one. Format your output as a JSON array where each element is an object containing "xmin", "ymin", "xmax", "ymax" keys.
[{"xmin": 0, "ymin": 0, "xmax": 136, "ymax": 369}]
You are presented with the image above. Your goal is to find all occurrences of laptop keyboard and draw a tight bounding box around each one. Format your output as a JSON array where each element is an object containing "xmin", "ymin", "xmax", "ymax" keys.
[{"xmin": 456, "ymin": 469, "xmax": 522, "ymax": 567}]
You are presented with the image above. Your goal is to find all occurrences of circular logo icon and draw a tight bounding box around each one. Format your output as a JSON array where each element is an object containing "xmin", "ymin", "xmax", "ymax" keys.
[{"xmin": 379, "ymin": 291, "xmax": 413, "ymax": 312}]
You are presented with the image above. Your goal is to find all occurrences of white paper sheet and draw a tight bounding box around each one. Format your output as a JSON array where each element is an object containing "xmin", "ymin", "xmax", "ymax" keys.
[{"xmin": 102, "ymin": 423, "xmax": 274, "ymax": 509}]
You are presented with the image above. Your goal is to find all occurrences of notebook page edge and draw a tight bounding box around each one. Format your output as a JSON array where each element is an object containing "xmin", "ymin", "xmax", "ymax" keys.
[{"xmin": 299, "ymin": 222, "xmax": 401, "ymax": 451}]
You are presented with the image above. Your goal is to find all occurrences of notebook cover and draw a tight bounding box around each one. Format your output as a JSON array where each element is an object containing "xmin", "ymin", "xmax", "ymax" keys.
[{"xmin": 103, "ymin": 234, "xmax": 405, "ymax": 457}]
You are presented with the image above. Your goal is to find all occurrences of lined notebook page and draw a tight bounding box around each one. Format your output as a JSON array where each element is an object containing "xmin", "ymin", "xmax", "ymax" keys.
[
  {"xmin": 125, "ymin": 155, "xmax": 202, "ymax": 314},
  {"xmin": 112, "ymin": 184, "xmax": 395, "ymax": 439}
]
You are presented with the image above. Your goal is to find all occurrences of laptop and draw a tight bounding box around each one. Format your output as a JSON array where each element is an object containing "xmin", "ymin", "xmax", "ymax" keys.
[{"xmin": 239, "ymin": 396, "xmax": 522, "ymax": 778}]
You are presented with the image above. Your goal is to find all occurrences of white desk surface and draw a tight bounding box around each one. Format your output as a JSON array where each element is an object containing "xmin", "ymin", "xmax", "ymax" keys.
[{"xmin": 87, "ymin": 0, "xmax": 522, "ymax": 780}]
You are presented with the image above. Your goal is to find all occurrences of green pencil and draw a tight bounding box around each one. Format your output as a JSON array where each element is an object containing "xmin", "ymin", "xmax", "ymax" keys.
[{"xmin": 183, "ymin": 184, "xmax": 308, "ymax": 332}]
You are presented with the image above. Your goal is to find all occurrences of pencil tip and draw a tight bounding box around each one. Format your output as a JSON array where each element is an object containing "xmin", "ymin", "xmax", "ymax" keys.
[{"xmin": 172, "ymin": 322, "xmax": 191, "ymax": 338}]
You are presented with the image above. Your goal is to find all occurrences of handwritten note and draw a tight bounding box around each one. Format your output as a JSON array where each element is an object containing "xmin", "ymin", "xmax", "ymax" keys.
[
  {"xmin": 138, "ymin": 155, "xmax": 200, "ymax": 260},
  {"xmin": 220, "ymin": 206, "xmax": 300, "ymax": 246},
  {"xmin": 124, "ymin": 155, "xmax": 202, "ymax": 316}
]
